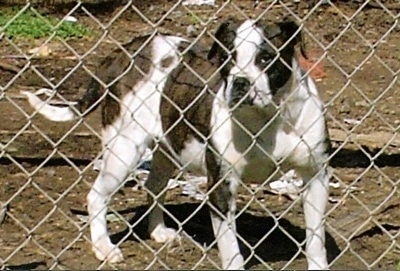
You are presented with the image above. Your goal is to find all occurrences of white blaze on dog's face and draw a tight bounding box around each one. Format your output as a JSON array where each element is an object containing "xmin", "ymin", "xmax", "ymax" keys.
[
  {"xmin": 229, "ymin": 20, "xmax": 271, "ymax": 107},
  {"xmin": 208, "ymin": 18, "xmax": 303, "ymax": 108}
]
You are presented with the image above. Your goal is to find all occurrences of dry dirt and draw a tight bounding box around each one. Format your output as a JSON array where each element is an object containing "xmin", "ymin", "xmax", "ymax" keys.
[{"xmin": 1, "ymin": 1, "xmax": 400, "ymax": 270}]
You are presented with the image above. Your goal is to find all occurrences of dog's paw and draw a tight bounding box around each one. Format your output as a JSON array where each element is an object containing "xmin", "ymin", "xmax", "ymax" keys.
[
  {"xmin": 92, "ymin": 242, "xmax": 124, "ymax": 263},
  {"xmin": 150, "ymin": 224, "xmax": 178, "ymax": 243}
]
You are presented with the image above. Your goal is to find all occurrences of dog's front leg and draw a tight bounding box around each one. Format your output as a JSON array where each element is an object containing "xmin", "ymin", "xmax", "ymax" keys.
[
  {"xmin": 207, "ymin": 151, "xmax": 244, "ymax": 270},
  {"xmin": 210, "ymin": 199, "xmax": 244, "ymax": 270},
  {"xmin": 299, "ymin": 165, "xmax": 329, "ymax": 270}
]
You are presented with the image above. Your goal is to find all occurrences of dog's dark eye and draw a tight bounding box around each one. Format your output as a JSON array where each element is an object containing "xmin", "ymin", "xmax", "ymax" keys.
[
  {"xmin": 256, "ymin": 53, "xmax": 273, "ymax": 68},
  {"xmin": 256, "ymin": 42, "xmax": 276, "ymax": 68},
  {"xmin": 260, "ymin": 56, "xmax": 271, "ymax": 65}
]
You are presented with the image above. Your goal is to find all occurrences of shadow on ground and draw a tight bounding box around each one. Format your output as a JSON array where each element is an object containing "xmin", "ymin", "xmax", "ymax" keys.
[
  {"xmin": 110, "ymin": 202, "xmax": 341, "ymax": 269},
  {"xmin": 3, "ymin": 147, "xmax": 400, "ymax": 169},
  {"xmin": 3, "ymin": 261, "xmax": 47, "ymax": 270}
]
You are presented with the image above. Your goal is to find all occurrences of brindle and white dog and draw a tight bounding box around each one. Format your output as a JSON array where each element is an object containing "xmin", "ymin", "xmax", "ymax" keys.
[{"xmin": 22, "ymin": 18, "xmax": 330, "ymax": 270}]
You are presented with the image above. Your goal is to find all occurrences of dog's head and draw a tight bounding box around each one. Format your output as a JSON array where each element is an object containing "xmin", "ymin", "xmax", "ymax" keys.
[{"xmin": 208, "ymin": 18, "xmax": 305, "ymax": 108}]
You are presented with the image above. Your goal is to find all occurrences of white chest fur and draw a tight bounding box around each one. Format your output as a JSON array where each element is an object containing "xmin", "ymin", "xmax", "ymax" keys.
[{"xmin": 205, "ymin": 64, "xmax": 328, "ymax": 184}]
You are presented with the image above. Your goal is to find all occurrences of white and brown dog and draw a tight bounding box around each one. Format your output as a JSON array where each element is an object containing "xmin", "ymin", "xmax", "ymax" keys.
[{"xmin": 22, "ymin": 18, "xmax": 330, "ymax": 270}]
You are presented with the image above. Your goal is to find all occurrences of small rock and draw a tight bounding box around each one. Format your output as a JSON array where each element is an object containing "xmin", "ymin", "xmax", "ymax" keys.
[
  {"xmin": 28, "ymin": 45, "xmax": 52, "ymax": 57},
  {"xmin": 46, "ymin": 168, "xmax": 56, "ymax": 176},
  {"xmin": 326, "ymin": 6, "xmax": 339, "ymax": 15},
  {"xmin": 64, "ymin": 16, "xmax": 77, "ymax": 23},
  {"xmin": 186, "ymin": 25, "xmax": 197, "ymax": 38},
  {"xmin": 355, "ymin": 100, "xmax": 369, "ymax": 107}
]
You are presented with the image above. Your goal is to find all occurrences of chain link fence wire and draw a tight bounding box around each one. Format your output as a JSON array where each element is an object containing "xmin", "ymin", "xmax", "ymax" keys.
[{"xmin": 0, "ymin": 0, "xmax": 400, "ymax": 269}]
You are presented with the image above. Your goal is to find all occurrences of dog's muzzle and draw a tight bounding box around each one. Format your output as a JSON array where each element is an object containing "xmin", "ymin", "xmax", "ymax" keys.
[{"xmin": 229, "ymin": 76, "xmax": 253, "ymax": 107}]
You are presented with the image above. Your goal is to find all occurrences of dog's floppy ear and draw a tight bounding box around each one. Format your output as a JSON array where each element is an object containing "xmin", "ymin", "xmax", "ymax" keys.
[
  {"xmin": 208, "ymin": 18, "xmax": 238, "ymax": 64},
  {"xmin": 265, "ymin": 20, "xmax": 307, "ymax": 59}
]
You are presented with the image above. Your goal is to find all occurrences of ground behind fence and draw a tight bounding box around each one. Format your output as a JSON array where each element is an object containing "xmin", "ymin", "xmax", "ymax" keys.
[{"xmin": 1, "ymin": 1, "xmax": 400, "ymax": 269}]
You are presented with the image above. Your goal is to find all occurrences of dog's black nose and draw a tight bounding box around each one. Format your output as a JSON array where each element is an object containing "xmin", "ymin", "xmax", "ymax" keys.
[
  {"xmin": 232, "ymin": 76, "xmax": 252, "ymax": 91},
  {"xmin": 230, "ymin": 76, "xmax": 253, "ymax": 107}
]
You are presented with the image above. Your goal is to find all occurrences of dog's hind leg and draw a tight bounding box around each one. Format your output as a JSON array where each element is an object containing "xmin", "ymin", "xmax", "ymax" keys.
[
  {"xmin": 145, "ymin": 147, "xmax": 179, "ymax": 244},
  {"xmin": 87, "ymin": 127, "xmax": 149, "ymax": 263},
  {"xmin": 298, "ymin": 165, "xmax": 329, "ymax": 270}
]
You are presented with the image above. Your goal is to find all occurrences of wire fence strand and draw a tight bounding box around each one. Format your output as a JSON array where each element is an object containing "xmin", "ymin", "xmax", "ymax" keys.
[{"xmin": 0, "ymin": 0, "xmax": 400, "ymax": 270}]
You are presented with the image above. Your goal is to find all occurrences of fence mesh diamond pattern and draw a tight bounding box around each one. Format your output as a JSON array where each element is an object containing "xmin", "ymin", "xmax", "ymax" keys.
[{"xmin": 1, "ymin": 0, "xmax": 400, "ymax": 270}]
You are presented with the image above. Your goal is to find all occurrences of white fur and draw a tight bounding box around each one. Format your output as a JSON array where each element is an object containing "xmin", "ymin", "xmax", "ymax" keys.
[
  {"xmin": 20, "ymin": 91, "xmax": 78, "ymax": 121},
  {"xmin": 178, "ymin": 137, "xmax": 207, "ymax": 176},
  {"xmin": 227, "ymin": 19, "xmax": 273, "ymax": 107},
  {"xmin": 210, "ymin": 198, "xmax": 244, "ymax": 270}
]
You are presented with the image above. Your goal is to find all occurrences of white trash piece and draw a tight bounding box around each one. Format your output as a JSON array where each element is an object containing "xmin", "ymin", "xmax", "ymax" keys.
[
  {"xmin": 182, "ymin": 0, "xmax": 215, "ymax": 6},
  {"xmin": 344, "ymin": 118, "xmax": 361, "ymax": 125},
  {"xmin": 269, "ymin": 170, "xmax": 303, "ymax": 200},
  {"xmin": 181, "ymin": 176, "xmax": 207, "ymax": 200}
]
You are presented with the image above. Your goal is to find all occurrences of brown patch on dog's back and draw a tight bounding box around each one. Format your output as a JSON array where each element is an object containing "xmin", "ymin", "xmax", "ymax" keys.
[
  {"xmin": 100, "ymin": 36, "xmax": 153, "ymax": 126},
  {"xmin": 160, "ymin": 44, "xmax": 223, "ymax": 151},
  {"xmin": 74, "ymin": 34, "xmax": 153, "ymax": 127}
]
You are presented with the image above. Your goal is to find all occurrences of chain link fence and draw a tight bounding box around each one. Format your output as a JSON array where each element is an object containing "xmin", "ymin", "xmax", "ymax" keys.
[{"xmin": 0, "ymin": 0, "xmax": 400, "ymax": 269}]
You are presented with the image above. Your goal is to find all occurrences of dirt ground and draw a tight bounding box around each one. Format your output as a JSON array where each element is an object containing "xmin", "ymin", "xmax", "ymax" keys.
[{"xmin": 1, "ymin": 0, "xmax": 400, "ymax": 270}]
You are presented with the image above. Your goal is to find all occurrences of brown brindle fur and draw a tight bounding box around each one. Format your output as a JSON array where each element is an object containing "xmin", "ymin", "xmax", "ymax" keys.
[
  {"xmin": 76, "ymin": 34, "xmax": 153, "ymax": 127},
  {"xmin": 160, "ymin": 44, "xmax": 223, "ymax": 151},
  {"xmin": 152, "ymin": 43, "xmax": 230, "ymax": 212}
]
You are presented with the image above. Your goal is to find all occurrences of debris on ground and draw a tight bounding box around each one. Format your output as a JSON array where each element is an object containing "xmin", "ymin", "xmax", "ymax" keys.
[
  {"xmin": 182, "ymin": 0, "xmax": 215, "ymax": 6},
  {"xmin": 0, "ymin": 201, "xmax": 7, "ymax": 225}
]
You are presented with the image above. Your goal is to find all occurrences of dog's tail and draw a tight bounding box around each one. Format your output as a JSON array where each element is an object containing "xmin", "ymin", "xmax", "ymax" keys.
[
  {"xmin": 21, "ymin": 79, "xmax": 103, "ymax": 122},
  {"xmin": 20, "ymin": 33, "xmax": 140, "ymax": 123}
]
